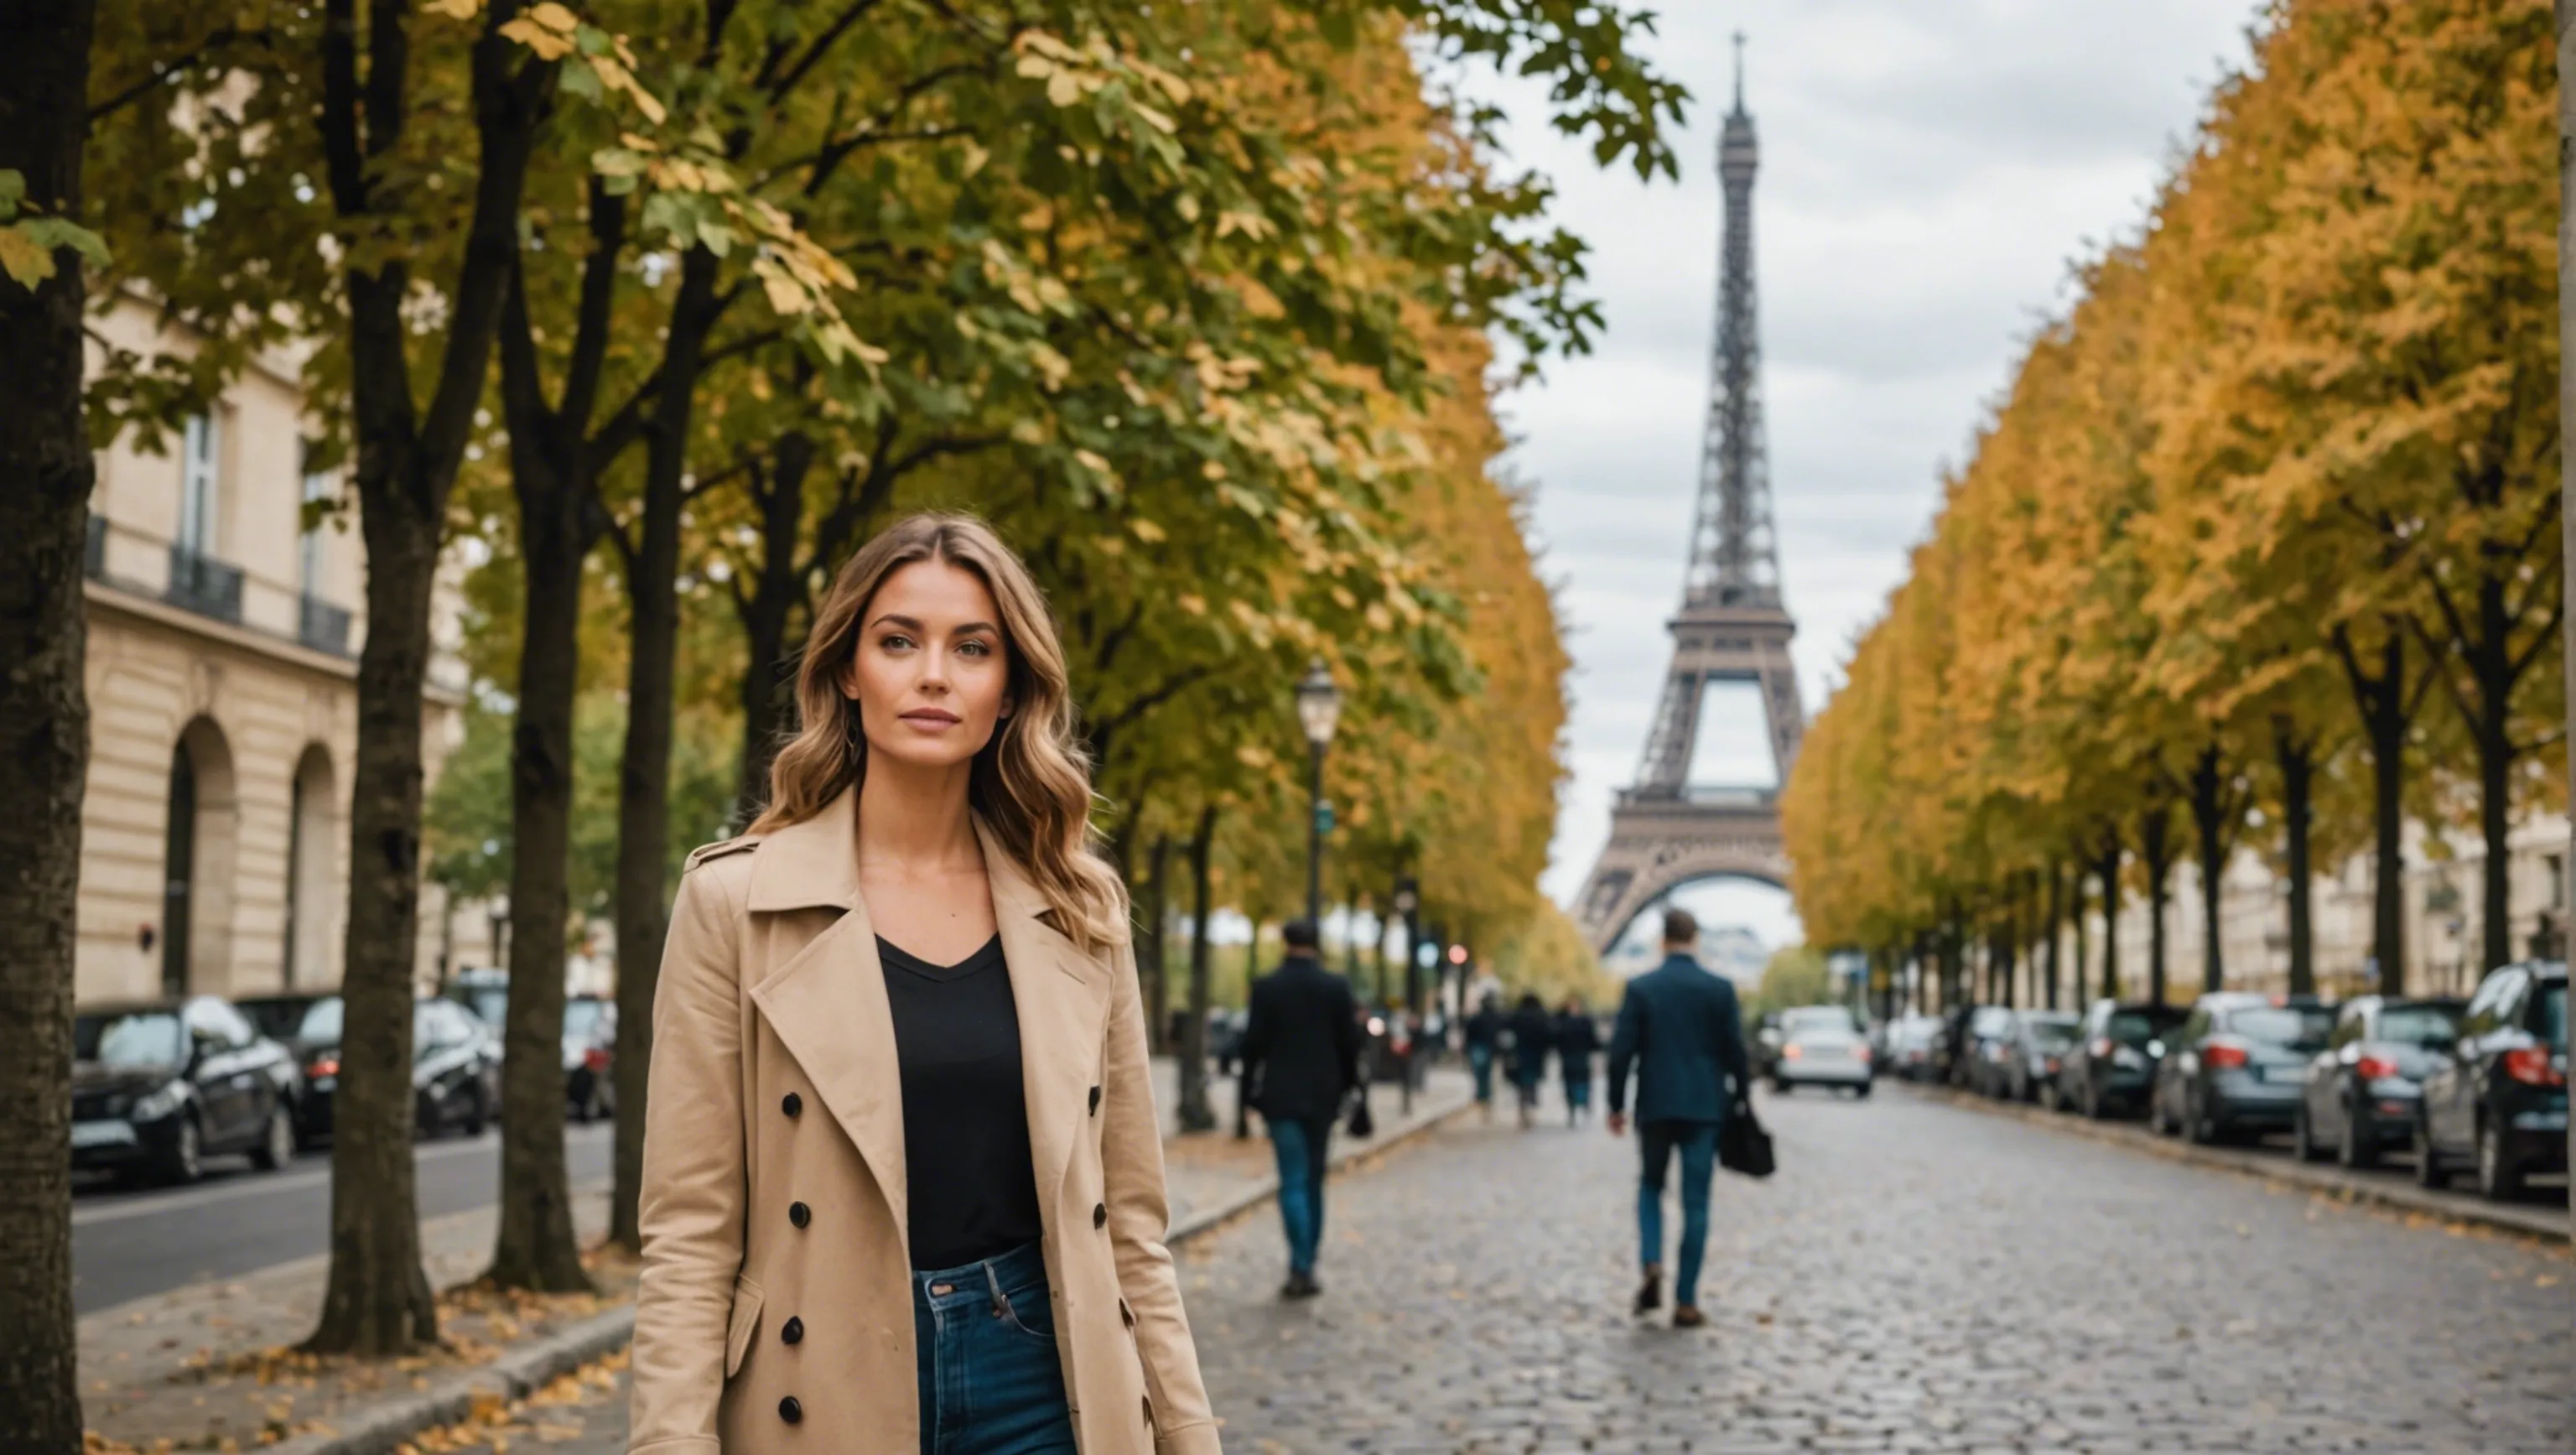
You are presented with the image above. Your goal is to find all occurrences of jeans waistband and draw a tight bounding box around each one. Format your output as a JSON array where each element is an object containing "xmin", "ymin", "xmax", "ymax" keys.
[{"xmin": 912, "ymin": 1239, "xmax": 1048, "ymax": 1311}]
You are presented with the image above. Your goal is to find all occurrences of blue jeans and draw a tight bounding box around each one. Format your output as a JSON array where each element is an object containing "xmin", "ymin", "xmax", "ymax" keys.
[
  {"xmin": 913, "ymin": 1241, "xmax": 1078, "ymax": 1455},
  {"xmin": 1268, "ymin": 1115, "xmax": 1332, "ymax": 1276},
  {"xmin": 1637, "ymin": 1120, "xmax": 1719, "ymax": 1307},
  {"xmin": 1467, "ymin": 1046, "xmax": 1495, "ymax": 1103}
]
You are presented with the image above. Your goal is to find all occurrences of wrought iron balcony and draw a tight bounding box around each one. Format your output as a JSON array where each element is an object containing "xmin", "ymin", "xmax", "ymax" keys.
[
  {"xmin": 298, "ymin": 593, "xmax": 353, "ymax": 656},
  {"xmin": 165, "ymin": 545, "xmax": 244, "ymax": 624}
]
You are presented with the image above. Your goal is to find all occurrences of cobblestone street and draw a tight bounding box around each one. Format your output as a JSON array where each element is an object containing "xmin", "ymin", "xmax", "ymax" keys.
[{"xmin": 429, "ymin": 1085, "xmax": 2572, "ymax": 1453}]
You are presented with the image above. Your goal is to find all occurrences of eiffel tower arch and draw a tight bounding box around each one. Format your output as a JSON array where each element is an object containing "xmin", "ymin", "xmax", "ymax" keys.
[{"xmin": 1576, "ymin": 38, "xmax": 1806, "ymax": 957}]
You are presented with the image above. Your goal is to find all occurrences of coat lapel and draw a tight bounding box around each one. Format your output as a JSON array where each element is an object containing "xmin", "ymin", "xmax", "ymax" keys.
[
  {"xmin": 981, "ymin": 820, "xmax": 1114, "ymax": 1219},
  {"xmin": 743, "ymin": 790, "xmax": 911, "ymax": 1254}
]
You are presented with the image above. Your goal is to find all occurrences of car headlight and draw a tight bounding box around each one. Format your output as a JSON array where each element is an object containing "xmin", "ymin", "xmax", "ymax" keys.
[{"xmin": 132, "ymin": 1080, "xmax": 188, "ymax": 1122}]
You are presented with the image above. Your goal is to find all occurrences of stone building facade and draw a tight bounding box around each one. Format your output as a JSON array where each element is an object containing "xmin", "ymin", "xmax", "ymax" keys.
[{"xmin": 75, "ymin": 297, "xmax": 486, "ymax": 1006}]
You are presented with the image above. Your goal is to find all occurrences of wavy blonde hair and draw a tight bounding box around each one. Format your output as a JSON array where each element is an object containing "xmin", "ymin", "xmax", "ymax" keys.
[{"xmin": 749, "ymin": 512, "xmax": 1129, "ymax": 951}]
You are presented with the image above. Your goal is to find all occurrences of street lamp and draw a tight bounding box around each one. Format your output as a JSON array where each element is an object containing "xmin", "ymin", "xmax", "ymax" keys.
[{"xmin": 1294, "ymin": 658, "xmax": 1342, "ymax": 926}]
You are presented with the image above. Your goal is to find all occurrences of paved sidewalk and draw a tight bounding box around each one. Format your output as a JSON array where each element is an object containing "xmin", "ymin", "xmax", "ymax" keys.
[
  {"xmin": 80, "ymin": 1058, "xmax": 1471, "ymax": 1452},
  {"xmin": 1911, "ymin": 1080, "xmax": 2570, "ymax": 1242}
]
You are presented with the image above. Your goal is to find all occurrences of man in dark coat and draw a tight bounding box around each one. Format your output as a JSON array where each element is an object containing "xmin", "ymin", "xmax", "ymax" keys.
[
  {"xmin": 1239, "ymin": 917, "xmax": 1362, "ymax": 1298},
  {"xmin": 1607, "ymin": 907, "xmax": 1753, "ymax": 1328},
  {"xmin": 1555, "ymin": 996, "xmax": 1602, "ymax": 1126},
  {"xmin": 1507, "ymin": 992, "xmax": 1555, "ymax": 1129}
]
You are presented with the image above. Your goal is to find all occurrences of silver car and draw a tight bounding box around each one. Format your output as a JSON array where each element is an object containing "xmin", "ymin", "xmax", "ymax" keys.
[{"xmin": 1772, "ymin": 1006, "xmax": 1873, "ymax": 1097}]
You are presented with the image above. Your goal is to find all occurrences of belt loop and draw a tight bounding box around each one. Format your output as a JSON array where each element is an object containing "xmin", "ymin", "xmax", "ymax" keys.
[{"xmin": 983, "ymin": 1257, "xmax": 1009, "ymax": 1319}]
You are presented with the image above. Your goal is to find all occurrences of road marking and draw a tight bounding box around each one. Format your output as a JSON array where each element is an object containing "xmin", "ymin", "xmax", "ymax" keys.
[{"xmin": 70, "ymin": 1126, "xmax": 611, "ymax": 1229}]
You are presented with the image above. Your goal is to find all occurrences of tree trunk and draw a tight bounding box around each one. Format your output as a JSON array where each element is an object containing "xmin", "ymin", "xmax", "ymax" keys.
[
  {"xmin": 2096, "ymin": 835, "xmax": 2122, "ymax": 1003},
  {"xmin": 0, "ymin": 3, "xmax": 96, "ymax": 1437},
  {"xmin": 731, "ymin": 431, "xmax": 815, "ymax": 826},
  {"xmin": 2360, "ymin": 633, "xmax": 2409, "ymax": 995},
  {"xmin": 1142, "ymin": 835, "xmax": 1171, "ymax": 1053},
  {"xmin": 1176, "ymin": 807, "xmax": 1218, "ymax": 1133},
  {"xmin": 610, "ymin": 246, "xmax": 720, "ymax": 1254},
  {"xmin": 2471, "ymin": 575, "xmax": 2518, "ymax": 973},
  {"xmin": 2141, "ymin": 806, "xmax": 2173, "ymax": 1006},
  {"xmin": 2043, "ymin": 860, "xmax": 2063, "ymax": 1009},
  {"xmin": 2555, "ymin": 0, "xmax": 2576, "ymax": 1229},
  {"xmin": 484, "ymin": 238, "xmax": 612, "ymax": 1293},
  {"xmin": 2188, "ymin": 744, "xmax": 2233, "ymax": 994},
  {"xmin": 2069, "ymin": 852, "xmax": 2090, "ymax": 1009},
  {"xmin": 486, "ymin": 431, "xmax": 594, "ymax": 1291},
  {"xmin": 309, "ymin": 2, "xmax": 548, "ymax": 1353},
  {"xmin": 2277, "ymin": 726, "xmax": 2317, "ymax": 997}
]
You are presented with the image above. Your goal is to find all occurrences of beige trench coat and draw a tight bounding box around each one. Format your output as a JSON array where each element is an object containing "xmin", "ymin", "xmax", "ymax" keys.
[{"xmin": 627, "ymin": 787, "xmax": 1220, "ymax": 1455}]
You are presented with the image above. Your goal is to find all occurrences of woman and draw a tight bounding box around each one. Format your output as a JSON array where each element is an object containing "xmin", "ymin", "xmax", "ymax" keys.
[
  {"xmin": 631, "ymin": 515, "xmax": 1219, "ymax": 1455},
  {"xmin": 1507, "ymin": 992, "xmax": 1554, "ymax": 1130},
  {"xmin": 1555, "ymin": 996, "xmax": 1600, "ymax": 1127}
]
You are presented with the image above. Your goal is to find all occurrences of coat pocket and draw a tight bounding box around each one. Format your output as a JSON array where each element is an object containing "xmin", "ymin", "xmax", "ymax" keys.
[{"xmin": 724, "ymin": 1276, "xmax": 764, "ymax": 1380}]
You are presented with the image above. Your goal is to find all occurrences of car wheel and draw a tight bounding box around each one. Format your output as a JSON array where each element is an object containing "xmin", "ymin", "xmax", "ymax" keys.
[
  {"xmin": 1853, "ymin": 1080, "xmax": 1872, "ymax": 1100},
  {"xmin": 2477, "ymin": 1118, "xmax": 2527, "ymax": 1203},
  {"xmin": 159, "ymin": 1113, "xmax": 203, "ymax": 1186},
  {"xmin": 251, "ymin": 1103, "xmax": 296, "ymax": 1172},
  {"xmin": 2339, "ymin": 1105, "xmax": 2376, "ymax": 1170},
  {"xmin": 460, "ymin": 1088, "xmax": 489, "ymax": 1138},
  {"xmin": 2292, "ymin": 1106, "xmax": 2319, "ymax": 1163},
  {"xmin": 2412, "ymin": 1115, "xmax": 2449, "ymax": 1189}
]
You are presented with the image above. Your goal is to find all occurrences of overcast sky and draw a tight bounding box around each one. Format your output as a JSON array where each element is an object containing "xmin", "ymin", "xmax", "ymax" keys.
[{"xmin": 1459, "ymin": 0, "xmax": 2260, "ymax": 946}]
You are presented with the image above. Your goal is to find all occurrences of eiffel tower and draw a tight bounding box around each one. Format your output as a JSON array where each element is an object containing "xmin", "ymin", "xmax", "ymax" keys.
[{"xmin": 1576, "ymin": 36, "xmax": 1805, "ymax": 956}]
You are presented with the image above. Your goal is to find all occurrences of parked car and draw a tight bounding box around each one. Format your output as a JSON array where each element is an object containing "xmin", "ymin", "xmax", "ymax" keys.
[
  {"xmin": 1750, "ymin": 1011, "xmax": 1784, "ymax": 1083},
  {"xmin": 2291, "ymin": 995, "xmax": 2464, "ymax": 1168},
  {"xmin": 1998, "ymin": 1010, "xmax": 2081, "ymax": 1103},
  {"xmin": 1961, "ymin": 1006, "xmax": 2019, "ymax": 1097},
  {"xmin": 70, "ymin": 996, "xmax": 301, "ymax": 1183},
  {"xmin": 236, "ymin": 991, "xmax": 331, "ymax": 1046},
  {"xmin": 1883, "ymin": 1015, "xmax": 1942, "ymax": 1081},
  {"xmin": 2053, "ymin": 1000, "xmax": 2188, "ymax": 1119},
  {"xmin": 564, "ymin": 993, "xmax": 618, "ymax": 1123},
  {"xmin": 441, "ymin": 967, "xmax": 511, "ymax": 1031},
  {"xmin": 2416, "ymin": 961, "xmax": 2566, "ymax": 1202},
  {"xmin": 1771, "ymin": 1005, "xmax": 1872, "ymax": 1097},
  {"xmin": 2150, "ymin": 993, "xmax": 2334, "ymax": 1144},
  {"xmin": 284, "ymin": 995, "xmax": 503, "ymax": 1141}
]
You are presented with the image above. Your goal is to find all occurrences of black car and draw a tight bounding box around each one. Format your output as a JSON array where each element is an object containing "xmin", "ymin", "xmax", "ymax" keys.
[
  {"xmin": 285, "ymin": 996, "xmax": 503, "ymax": 1142},
  {"xmin": 2054, "ymin": 1000, "xmax": 2188, "ymax": 1119},
  {"xmin": 2292, "ymin": 995, "xmax": 2464, "ymax": 1169},
  {"xmin": 236, "ymin": 991, "xmax": 332, "ymax": 1046},
  {"xmin": 2150, "ymin": 993, "xmax": 2334, "ymax": 1144},
  {"xmin": 1997, "ymin": 1010, "xmax": 2080, "ymax": 1103},
  {"xmin": 1961, "ymin": 1006, "xmax": 2019, "ymax": 1096},
  {"xmin": 2417, "ymin": 961, "xmax": 2567, "ymax": 1202},
  {"xmin": 71, "ymin": 997, "xmax": 301, "ymax": 1183},
  {"xmin": 564, "ymin": 993, "xmax": 618, "ymax": 1123}
]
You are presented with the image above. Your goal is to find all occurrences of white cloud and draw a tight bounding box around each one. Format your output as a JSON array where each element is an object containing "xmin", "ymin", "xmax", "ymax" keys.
[{"xmin": 1456, "ymin": 0, "xmax": 2259, "ymax": 926}]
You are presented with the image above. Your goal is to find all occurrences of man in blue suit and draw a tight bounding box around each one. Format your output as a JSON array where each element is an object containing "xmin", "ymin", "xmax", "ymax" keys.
[{"xmin": 1607, "ymin": 907, "xmax": 1753, "ymax": 1328}]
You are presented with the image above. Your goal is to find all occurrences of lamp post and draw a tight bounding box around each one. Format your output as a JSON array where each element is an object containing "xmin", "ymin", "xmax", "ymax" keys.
[{"xmin": 1293, "ymin": 659, "xmax": 1343, "ymax": 927}]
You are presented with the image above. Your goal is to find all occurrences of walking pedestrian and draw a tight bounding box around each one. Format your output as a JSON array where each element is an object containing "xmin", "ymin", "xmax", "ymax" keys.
[
  {"xmin": 1463, "ymin": 993, "xmax": 1504, "ymax": 1122},
  {"xmin": 1238, "ymin": 917, "xmax": 1363, "ymax": 1299},
  {"xmin": 631, "ymin": 514, "xmax": 1220, "ymax": 1454},
  {"xmin": 1606, "ymin": 907, "xmax": 1752, "ymax": 1330},
  {"xmin": 1555, "ymin": 995, "xmax": 1601, "ymax": 1126},
  {"xmin": 1508, "ymin": 991, "xmax": 1554, "ymax": 1130}
]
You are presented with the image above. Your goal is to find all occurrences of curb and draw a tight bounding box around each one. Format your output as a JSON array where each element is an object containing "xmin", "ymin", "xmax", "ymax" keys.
[
  {"xmin": 282, "ymin": 1089, "xmax": 1473, "ymax": 1453},
  {"xmin": 1166, "ymin": 1087, "xmax": 1479, "ymax": 1246},
  {"xmin": 268, "ymin": 1303, "xmax": 637, "ymax": 1455},
  {"xmin": 1904, "ymin": 1081, "xmax": 2569, "ymax": 1245}
]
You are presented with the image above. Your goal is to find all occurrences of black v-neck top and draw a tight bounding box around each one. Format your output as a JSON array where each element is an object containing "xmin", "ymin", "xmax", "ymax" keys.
[{"xmin": 878, "ymin": 933, "xmax": 1044, "ymax": 1270}]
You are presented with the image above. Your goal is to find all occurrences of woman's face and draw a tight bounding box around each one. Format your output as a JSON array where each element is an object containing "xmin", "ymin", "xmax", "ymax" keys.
[{"xmin": 842, "ymin": 558, "xmax": 1014, "ymax": 772}]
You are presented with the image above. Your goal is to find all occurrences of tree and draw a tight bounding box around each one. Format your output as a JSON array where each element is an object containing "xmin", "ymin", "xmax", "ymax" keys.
[{"xmin": 0, "ymin": 3, "xmax": 101, "ymax": 1442}]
